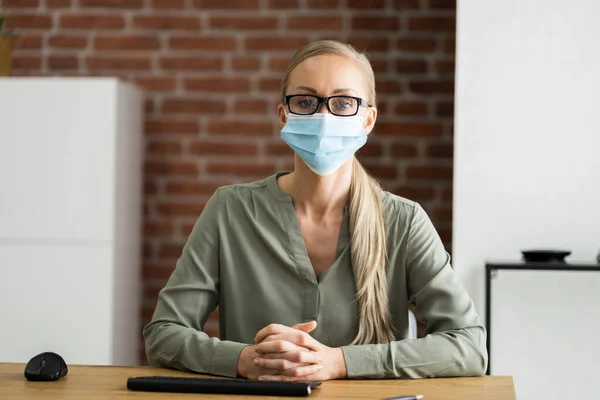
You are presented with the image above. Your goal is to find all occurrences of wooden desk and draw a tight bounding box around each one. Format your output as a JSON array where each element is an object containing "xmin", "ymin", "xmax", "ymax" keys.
[{"xmin": 0, "ymin": 363, "xmax": 515, "ymax": 400}]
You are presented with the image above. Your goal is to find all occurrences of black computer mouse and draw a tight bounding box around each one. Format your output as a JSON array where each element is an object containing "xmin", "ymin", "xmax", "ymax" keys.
[{"xmin": 24, "ymin": 352, "xmax": 68, "ymax": 381}]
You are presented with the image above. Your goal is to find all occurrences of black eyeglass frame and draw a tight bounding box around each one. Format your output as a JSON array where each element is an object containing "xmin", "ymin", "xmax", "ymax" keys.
[{"xmin": 284, "ymin": 94, "xmax": 372, "ymax": 117}]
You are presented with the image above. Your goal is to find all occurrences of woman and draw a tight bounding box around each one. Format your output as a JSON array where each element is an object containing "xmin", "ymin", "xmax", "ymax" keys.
[{"xmin": 143, "ymin": 40, "xmax": 487, "ymax": 381}]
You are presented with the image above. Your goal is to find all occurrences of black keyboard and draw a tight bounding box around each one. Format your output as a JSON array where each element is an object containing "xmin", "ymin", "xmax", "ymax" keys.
[{"xmin": 126, "ymin": 376, "xmax": 321, "ymax": 397}]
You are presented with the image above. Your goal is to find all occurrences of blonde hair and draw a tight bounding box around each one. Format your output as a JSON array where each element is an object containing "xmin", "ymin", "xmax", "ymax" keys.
[{"xmin": 282, "ymin": 40, "xmax": 394, "ymax": 345}]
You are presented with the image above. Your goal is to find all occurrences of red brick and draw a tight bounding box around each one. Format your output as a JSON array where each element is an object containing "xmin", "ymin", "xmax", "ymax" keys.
[
  {"xmin": 135, "ymin": 76, "xmax": 176, "ymax": 92},
  {"xmin": 356, "ymin": 142, "xmax": 383, "ymax": 158},
  {"xmin": 86, "ymin": 56, "xmax": 151, "ymax": 70},
  {"xmin": 60, "ymin": 14, "xmax": 125, "ymax": 29},
  {"xmin": 49, "ymin": 35, "xmax": 87, "ymax": 49},
  {"xmin": 375, "ymin": 123, "xmax": 443, "ymax": 137},
  {"xmin": 48, "ymin": 55, "xmax": 79, "ymax": 70},
  {"xmin": 208, "ymin": 119, "xmax": 272, "ymax": 136},
  {"xmin": 170, "ymin": 36, "xmax": 236, "ymax": 51},
  {"xmin": 145, "ymin": 119, "xmax": 199, "ymax": 135},
  {"xmin": 193, "ymin": 0, "xmax": 259, "ymax": 9},
  {"xmin": 157, "ymin": 241, "xmax": 187, "ymax": 258},
  {"xmin": 410, "ymin": 80, "xmax": 454, "ymax": 94},
  {"xmin": 348, "ymin": 0, "xmax": 383, "ymax": 8},
  {"xmin": 269, "ymin": 56, "xmax": 290, "ymax": 72},
  {"xmin": 347, "ymin": 37, "xmax": 390, "ymax": 52},
  {"xmin": 409, "ymin": 16, "xmax": 455, "ymax": 32},
  {"xmin": 165, "ymin": 181, "xmax": 223, "ymax": 196},
  {"xmin": 160, "ymin": 56, "xmax": 222, "ymax": 71},
  {"xmin": 267, "ymin": 0, "xmax": 298, "ymax": 8},
  {"xmin": 162, "ymin": 99, "xmax": 226, "ymax": 115},
  {"xmin": 190, "ymin": 140, "xmax": 258, "ymax": 156},
  {"xmin": 361, "ymin": 162, "xmax": 398, "ymax": 179},
  {"xmin": 393, "ymin": 0, "xmax": 420, "ymax": 9},
  {"xmin": 426, "ymin": 143, "xmax": 453, "ymax": 158},
  {"xmin": 80, "ymin": 0, "xmax": 143, "ymax": 8},
  {"xmin": 233, "ymin": 99, "xmax": 268, "ymax": 114},
  {"xmin": 430, "ymin": 206, "xmax": 453, "ymax": 222},
  {"xmin": 12, "ymin": 55, "xmax": 42, "ymax": 69},
  {"xmin": 394, "ymin": 101, "xmax": 428, "ymax": 116},
  {"xmin": 4, "ymin": 0, "xmax": 39, "ymax": 8},
  {"xmin": 444, "ymin": 38, "xmax": 456, "ymax": 54},
  {"xmin": 436, "ymin": 101, "xmax": 454, "ymax": 118},
  {"xmin": 245, "ymin": 37, "xmax": 309, "ymax": 51},
  {"xmin": 6, "ymin": 15, "xmax": 52, "ymax": 29},
  {"xmin": 394, "ymin": 185, "xmax": 436, "ymax": 202},
  {"xmin": 14, "ymin": 35, "xmax": 43, "ymax": 49},
  {"xmin": 144, "ymin": 180, "xmax": 158, "ymax": 195},
  {"xmin": 306, "ymin": 0, "xmax": 339, "ymax": 7},
  {"xmin": 133, "ymin": 16, "xmax": 200, "ymax": 30},
  {"xmin": 145, "ymin": 99, "xmax": 155, "ymax": 114},
  {"xmin": 185, "ymin": 77, "xmax": 251, "ymax": 93},
  {"xmin": 259, "ymin": 77, "xmax": 283, "ymax": 93},
  {"xmin": 434, "ymin": 59, "xmax": 454, "ymax": 74},
  {"xmin": 143, "ymin": 263, "xmax": 175, "ymax": 279},
  {"xmin": 377, "ymin": 79, "xmax": 402, "ymax": 94},
  {"xmin": 210, "ymin": 16, "xmax": 278, "ymax": 30},
  {"xmin": 370, "ymin": 59, "xmax": 388, "ymax": 73},
  {"xmin": 396, "ymin": 58, "xmax": 428, "ymax": 74},
  {"xmin": 352, "ymin": 16, "xmax": 399, "ymax": 31},
  {"xmin": 47, "ymin": 0, "xmax": 71, "ymax": 7},
  {"xmin": 406, "ymin": 165, "xmax": 453, "ymax": 181},
  {"xmin": 397, "ymin": 37, "xmax": 436, "ymax": 52},
  {"xmin": 206, "ymin": 162, "xmax": 276, "ymax": 177},
  {"xmin": 286, "ymin": 16, "xmax": 343, "ymax": 31},
  {"xmin": 430, "ymin": 0, "xmax": 456, "ymax": 9},
  {"xmin": 147, "ymin": 140, "xmax": 182, "ymax": 155},
  {"xmin": 231, "ymin": 56, "xmax": 261, "ymax": 71},
  {"xmin": 442, "ymin": 186, "xmax": 453, "ymax": 201},
  {"xmin": 144, "ymin": 221, "xmax": 175, "ymax": 237},
  {"xmin": 156, "ymin": 201, "xmax": 204, "ymax": 219},
  {"xmin": 95, "ymin": 35, "xmax": 159, "ymax": 50},
  {"xmin": 145, "ymin": 160, "xmax": 198, "ymax": 176},
  {"xmin": 391, "ymin": 143, "xmax": 418, "ymax": 157},
  {"xmin": 265, "ymin": 142, "xmax": 292, "ymax": 156},
  {"xmin": 152, "ymin": 0, "xmax": 184, "ymax": 7}
]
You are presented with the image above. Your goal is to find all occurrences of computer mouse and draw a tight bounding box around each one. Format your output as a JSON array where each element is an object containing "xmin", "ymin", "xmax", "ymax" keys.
[{"xmin": 24, "ymin": 352, "xmax": 68, "ymax": 381}]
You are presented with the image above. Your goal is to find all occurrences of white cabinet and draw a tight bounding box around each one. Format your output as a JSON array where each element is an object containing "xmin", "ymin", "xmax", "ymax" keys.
[{"xmin": 0, "ymin": 78, "xmax": 144, "ymax": 366}]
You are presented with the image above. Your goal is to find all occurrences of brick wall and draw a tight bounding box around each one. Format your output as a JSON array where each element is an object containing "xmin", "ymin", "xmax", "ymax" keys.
[{"xmin": 5, "ymin": 0, "xmax": 455, "ymax": 362}]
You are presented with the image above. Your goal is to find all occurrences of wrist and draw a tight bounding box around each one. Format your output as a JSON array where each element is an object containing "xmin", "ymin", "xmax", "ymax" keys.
[
  {"xmin": 333, "ymin": 347, "xmax": 348, "ymax": 379},
  {"xmin": 236, "ymin": 345, "xmax": 252, "ymax": 378}
]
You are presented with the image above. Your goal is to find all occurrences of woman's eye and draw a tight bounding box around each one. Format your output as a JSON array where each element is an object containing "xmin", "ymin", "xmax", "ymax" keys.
[
  {"xmin": 293, "ymin": 97, "xmax": 317, "ymax": 109},
  {"xmin": 331, "ymin": 97, "xmax": 354, "ymax": 110}
]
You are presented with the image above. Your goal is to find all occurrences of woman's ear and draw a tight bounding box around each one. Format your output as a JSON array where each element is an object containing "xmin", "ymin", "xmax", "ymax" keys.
[
  {"xmin": 277, "ymin": 103, "xmax": 287, "ymax": 129},
  {"xmin": 363, "ymin": 106, "xmax": 378, "ymax": 135}
]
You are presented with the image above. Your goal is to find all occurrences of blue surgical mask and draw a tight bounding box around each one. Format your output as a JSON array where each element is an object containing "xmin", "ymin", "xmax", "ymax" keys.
[{"xmin": 280, "ymin": 113, "xmax": 368, "ymax": 176}]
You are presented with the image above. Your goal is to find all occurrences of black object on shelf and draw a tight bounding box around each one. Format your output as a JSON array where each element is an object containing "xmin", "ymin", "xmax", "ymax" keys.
[
  {"xmin": 484, "ymin": 261, "xmax": 600, "ymax": 376},
  {"xmin": 520, "ymin": 249, "xmax": 571, "ymax": 263}
]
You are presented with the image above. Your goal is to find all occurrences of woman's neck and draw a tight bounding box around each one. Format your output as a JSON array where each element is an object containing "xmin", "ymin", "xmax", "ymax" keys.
[{"xmin": 279, "ymin": 155, "xmax": 353, "ymax": 221}]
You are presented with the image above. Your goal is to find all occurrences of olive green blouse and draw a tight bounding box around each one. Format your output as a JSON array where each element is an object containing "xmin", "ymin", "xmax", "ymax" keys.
[{"xmin": 143, "ymin": 172, "xmax": 487, "ymax": 379}]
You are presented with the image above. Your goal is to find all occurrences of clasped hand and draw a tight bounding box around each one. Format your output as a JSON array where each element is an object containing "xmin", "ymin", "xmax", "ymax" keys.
[{"xmin": 236, "ymin": 321, "xmax": 347, "ymax": 381}]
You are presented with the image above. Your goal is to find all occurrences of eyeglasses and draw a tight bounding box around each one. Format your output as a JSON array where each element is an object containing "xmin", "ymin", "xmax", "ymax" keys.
[{"xmin": 284, "ymin": 95, "xmax": 371, "ymax": 117}]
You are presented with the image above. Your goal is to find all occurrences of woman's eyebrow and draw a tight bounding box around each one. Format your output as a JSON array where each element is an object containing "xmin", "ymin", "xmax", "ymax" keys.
[
  {"xmin": 293, "ymin": 86, "xmax": 318, "ymax": 94},
  {"xmin": 333, "ymin": 88, "xmax": 358, "ymax": 95}
]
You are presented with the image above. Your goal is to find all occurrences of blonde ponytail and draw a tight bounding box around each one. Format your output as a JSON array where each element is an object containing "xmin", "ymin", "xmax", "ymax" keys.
[
  {"xmin": 349, "ymin": 158, "xmax": 394, "ymax": 344},
  {"xmin": 282, "ymin": 40, "xmax": 394, "ymax": 345}
]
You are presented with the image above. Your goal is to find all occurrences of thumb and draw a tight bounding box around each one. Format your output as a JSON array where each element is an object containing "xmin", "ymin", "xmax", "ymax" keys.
[{"xmin": 292, "ymin": 320, "xmax": 317, "ymax": 333}]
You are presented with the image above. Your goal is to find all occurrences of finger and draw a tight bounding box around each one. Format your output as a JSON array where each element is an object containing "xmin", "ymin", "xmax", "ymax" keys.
[
  {"xmin": 255, "ymin": 340, "xmax": 310, "ymax": 354},
  {"xmin": 254, "ymin": 358, "xmax": 308, "ymax": 371},
  {"xmin": 259, "ymin": 364, "xmax": 323, "ymax": 380},
  {"xmin": 258, "ymin": 351, "xmax": 323, "ymax": 364},
  {"xmin": 254, "ymin": 324, "xmax": 291, "ymax": 344},
  {"xmin": 259, "ymin": 332, "xmax": 321, "ymax": 352},
  {"xmin": 292, "ymin": 321, "xmax": 317, "ymax": 333}
]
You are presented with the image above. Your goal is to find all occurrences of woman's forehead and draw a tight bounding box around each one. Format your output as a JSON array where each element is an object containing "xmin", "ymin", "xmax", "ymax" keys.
[{"xmin": 287, "ymin": 54, "xmax": 367, "ymax": 96}]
